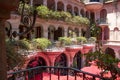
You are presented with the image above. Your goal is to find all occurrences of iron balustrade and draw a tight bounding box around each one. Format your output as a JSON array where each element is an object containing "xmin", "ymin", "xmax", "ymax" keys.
[{"xmin": 7, "ymin": 66, "xmax": 109, "ymax": 80}]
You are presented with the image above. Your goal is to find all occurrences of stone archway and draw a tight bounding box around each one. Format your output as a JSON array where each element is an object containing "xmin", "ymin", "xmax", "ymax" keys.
[
  {"xmin": 54, "ymin": 27, "xmax": 64, "ymax": 40},
  {"xmin": 57, "ymin": 1, "xmax": 64, "ymax": 11},
  {"xmin": 67, "ymin": 4, "xmax": 72, "ymax": 14},
  {"xmin": 47, "ymin": 0, "xmax": 55, "ymax": 10},
  {"xmin": 48, "ymin": 25, "xmax": 55, "ymax": 41},
  {"xmin": 54, "ymin": 53, "xmax": 67, "ymax": 75},
  {"xmin": 68, "ymin": 27, "xmax": 73, "ymax": 37},
  {"xmin": 33, "ymin": 0, "xmax": 43, "ymax": 6},
  {"xmin": 80, "ymin": 9, "xmax": 85, "ymax": 17},
  {"xmin": 54, "ymin": 53, "xmax": 67, "ymax": 67},
  {"xmin": 74, "ymin": 6, "xmax": 79, "ymax": 16},
  {"xmin": 74, "ymin": 28, "xmax": 79, "ymax": 37},
  {"xmin": 105, "ymin": 47, "xmax": 115, "ymax": 58},
  {"xmin": 35, "ymin": 25, "xmax": 43, "ymax": 38},
  {"xmin": 73, "ymin": 51, "xmax": 82, "ymax": 69},
  {"xmin": 27, "ymin": 57, "xmax": 47, "ymax": 68}
]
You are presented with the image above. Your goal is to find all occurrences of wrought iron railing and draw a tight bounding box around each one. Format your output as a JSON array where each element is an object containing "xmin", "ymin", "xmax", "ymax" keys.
[{"xmin": 7, "ymin": 66, "xmax": 108, "ymax": 80}]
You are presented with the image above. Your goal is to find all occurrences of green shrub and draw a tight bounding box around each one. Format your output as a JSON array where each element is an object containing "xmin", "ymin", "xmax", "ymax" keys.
[
  {"xmin": 59, "ymin": 37, "xmax": 72, "ymax": 46},
  {"xmin": 32, "ymin": 38, "xmax": 52, "ymax": 50},
  {"xmin": 76, "ymin": 36, "xmax": 87, "ymax": 44},
  {"xmin": 88, "ymin": 37, "xmax": 96, "ymax": 43},
  {"xmin": 37, "ymin": 5, "xmax": 50, "ymax": 18}
]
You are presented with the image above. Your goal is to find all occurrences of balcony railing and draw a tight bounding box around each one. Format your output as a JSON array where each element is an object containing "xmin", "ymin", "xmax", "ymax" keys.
[
  {"xmin": 97, "ymin": 18, "xmax": 108, "ymax": 26},
  {"xmin": 7, "ymin": 66, "xmax": 108, "ymax": 80}
]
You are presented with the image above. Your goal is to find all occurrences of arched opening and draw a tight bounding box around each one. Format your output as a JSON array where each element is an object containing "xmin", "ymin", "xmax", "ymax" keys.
[
  {"xmin": 74, "ymin": 28, "xmax": 79, "ymax": 37},
  {"xmin": 33, "ymin": 0, "xmax": 43, "ymax": 6},
  {"xmin": 105, "ymin": 47, "xmax": 115, "ymax": 58},
  {"xmin": 73, "ymin": 51, "xmax": 82, "ymax": 69},
  {"xmin": 36, "ymin": 26, "xmax": 43, "ymax": 38},
  {"xmin": 100, "ymin": 9, "xmax": 107, "ymax": 22},
  {"xmin": 54, "ymin": 53, "xmax": 67, "ymax": 75},
  {"xmin": 74, "ymin": 7, "xmax": 79, "ymax": 16},
  {"xmin": 104, "ymin": 26, "xmax": 109, "ymax": 40},
  {"xmin": 48, "ymin": 25, "xmax": 55, "ymax": 41},
  {"xmin": 81, "ymin": 29, "xmax": 86, "ymax": 37},
  {"xmin": 57, "ymin": 1, "xmax": 64, "ymax": 11},
  {"xmin": 27, "ymin": 57, "xmax": 47, "ymax": 79},
  {"xmin": 113, "ymin": 27, "xmax": 119, "ymax": 41},
  {"xmin": 80, "ymin": 9, "xmax": 84, "ymax": 17},
  {"xmin": 86, "ymin": 11, "xmax": 89, "ymax": 18},
  {"xmin": 67, "ymin": 4, "xmax": 72, "ymax": 14},
  {"xmin": 19, "ymin": 25, "xmax": 24, "ymax": 39},
  {"xmin": 54, "ymin": 27, "xmax": 64, "ymax": 40},
  {"xmin": 90, "ymin": 12, "xmax": 95, "ymax": 23},
  {"xmin": 27, "ymin": 57, "xmax": 47, "ymax": 68},
  {"xmin": 47, "ymin": 0, "xmax": 55, "ymax": 11},
  {"xmin": 68, "ymin": 27, "xmax": 73, "ymax": 37}
]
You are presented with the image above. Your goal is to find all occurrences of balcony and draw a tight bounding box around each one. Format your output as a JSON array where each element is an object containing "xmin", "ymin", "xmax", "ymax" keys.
[
  {"xmin": 97, "ymin": 18, "xmax": 108, "ymax": 27},
  {"xmin": 84, "ymin": 0, "xmax": 103, "ymax": 11}
]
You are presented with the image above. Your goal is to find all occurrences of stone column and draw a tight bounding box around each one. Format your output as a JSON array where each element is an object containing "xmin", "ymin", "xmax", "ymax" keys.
[
  {"xmin": 72, "ymin": 6, "xmax": 75, "ymax": 15},
  {"xmin": 0, "ymin": 19, "xmax": 7, "ymax": 80},
  {"xmin": 0, "ymin": 1, "xmax": 21, "ymax": 79},
  {"xmin": 44, "ymin": 26, "xmax": 48, "ymax": 38},
  {"xmin": 79, "ymin": 28, "xmax": 81, "ymax": 36},
  {"xmin": 55, "ymin": 0, "xmax": 58, "ymax": 11},
  {"xmin": 64, "ymin": 3, "xmax": 67, "ymax": 12},
  {"xmin": 64, "ymin": 27, "xmax": 68, "ymax": 37},
  {"xmin": 43, "ymin": 0, "xmax": 47, "ymax": 6}
]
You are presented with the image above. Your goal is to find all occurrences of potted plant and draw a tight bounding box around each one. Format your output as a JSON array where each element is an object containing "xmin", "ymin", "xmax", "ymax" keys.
[
  {"xmin": 76, "ymin": 36, "xmax": 87, "ymax": 45},
  {"xmin": 58, "ymin": 37, "xmax": 72, "ymax": 46},
  {"xmin": 32, "ymin": 38, "xmax": 52, "ymax": 51}
]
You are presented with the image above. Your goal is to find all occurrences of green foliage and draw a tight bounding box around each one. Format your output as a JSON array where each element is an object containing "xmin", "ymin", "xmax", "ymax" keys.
[
  {"xmin": 18, "ymin": 1, "xmax": 33, "ymax": 15},
  {"xmin": 36, "ymin": 5, "xmax": 90, "ymax": 26},
  {"xmin": 59, "ymin": 37, "xmax": 72, "ymax": 46},
  {"xmin": 6, "ymin": 39, "xmax": 25, "ymax": 70},
  {"xmin": 85, "ymin": 51, "xmax": 120, "ymax": 79},
  {"xmin": 90, "ymin": 23, "xmax": 101, "ymax": 37},
  {"xmin": 76, "ymin": 36, "xmax": 87, "ymax": 44},
  {"xmin": 37, "ymin": 5, "xmax": 50, "ymax": 18},
  {"xmin": 17, "ymin": 39, "xmax": 30, "ymax": 50},
  {"xmin": 87, "ymin": 37, "xmax": 96, "ymax": 43},
  {"xmin": 32, "ymin": 38, "xmax": 52, "ymax": 50},
  {"xmin": 60, "ymin": 11, "xmax": 72, "ymax": 20}
]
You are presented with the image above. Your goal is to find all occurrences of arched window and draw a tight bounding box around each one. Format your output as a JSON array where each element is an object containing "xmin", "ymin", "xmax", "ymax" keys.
[
  {"xmin": 100, "ymin": 9, "xmax": 107, "ymax": 21},
  {"xmin": 47, "ymin": 0, "xmax": 55, "ymax": 10},
  {"xmin": 74, "ymin": 7, "xmax": 79, "ymax": 16},
  {"xmin": 67, "ymin": 4, "xmax": 72, "ymax": 14},
  {"xmin": 57, "ymin": 1, "xmax": 64, "ymax": 11},
  {"xmin": 80, "ymin": 9, "xmax": 84, "ymax": 17}
]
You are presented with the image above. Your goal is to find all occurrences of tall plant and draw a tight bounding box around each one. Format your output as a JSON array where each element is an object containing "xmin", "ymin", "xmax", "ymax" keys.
[{"xmin": 85, "ymin": 51, "xmax": 120, "ymax": 80}]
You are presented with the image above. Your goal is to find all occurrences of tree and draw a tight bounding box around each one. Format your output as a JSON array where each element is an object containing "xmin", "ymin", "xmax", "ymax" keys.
[{"xmin": 85, "ymin": 51, "xmax": 120, "ymax": 80}]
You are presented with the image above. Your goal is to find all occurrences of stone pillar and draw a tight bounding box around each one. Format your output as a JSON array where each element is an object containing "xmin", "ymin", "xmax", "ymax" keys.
[
  {"xmin": 30, "ymin": 0, "xmax": 33, "ymax": 6},
  {"xmin": 72, "ymin": 6, "xmax": 75, "ymax": 15},
  {"xmin": 43, "ymin": 0, "xmax": 47, "ymax": 6},
  {"xmin": 55, "ymin": 0, "xmax": 58, "ymax": 11},
  {"xmin": 64, "ymin": 3, "xmax": 67, "ymax": 12},
  {"xmin": 64, "ymin": 27, "xmax": 68, "ymax": 37},
  {"xmin": 79, "ymin": 28, "xmax": 81, "ymax": 36},
  {"xmin": 0, "ymin": 19, "xmax": 7, "ymax": 80},
  {"xmin": 44, "ymin": 27, "xmax": 48, "ymax": 38}
]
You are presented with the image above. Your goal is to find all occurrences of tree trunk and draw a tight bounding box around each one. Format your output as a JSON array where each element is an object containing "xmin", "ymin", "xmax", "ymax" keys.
[{"xmin": 0, "ymin": 20, "xmax": 7, "ymax": 80}]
